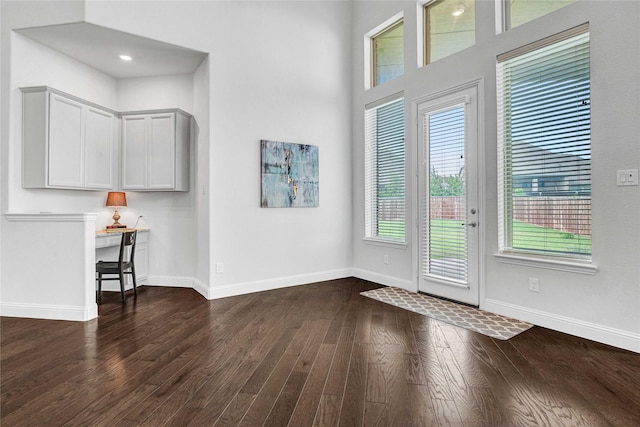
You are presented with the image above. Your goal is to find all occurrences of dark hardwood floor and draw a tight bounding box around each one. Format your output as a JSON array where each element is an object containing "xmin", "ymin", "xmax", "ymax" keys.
[{"xmin": 2, "ymin": 278, "xmax": 639, "ymax": 426}]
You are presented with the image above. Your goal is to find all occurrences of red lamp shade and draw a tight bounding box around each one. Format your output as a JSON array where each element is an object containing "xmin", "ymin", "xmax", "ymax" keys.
[{"xmin": 106, "ymin": 192, "xmax": 127, "ymax": 207}]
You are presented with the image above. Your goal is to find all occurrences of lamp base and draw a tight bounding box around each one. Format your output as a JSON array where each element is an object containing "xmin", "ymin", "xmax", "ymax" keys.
[{"xmin": 106, "ymin": 224, "xmax": 127, "ymax": 229}]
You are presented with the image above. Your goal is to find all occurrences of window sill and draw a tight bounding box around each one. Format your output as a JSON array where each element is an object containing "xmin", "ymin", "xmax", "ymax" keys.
[
  {"xmin": 363, "ymin": 237, "xmax": 407, "ymax": 250},
  {"xmin": 494, "ymin": 252, "xmax": 597, "ymax": 275}
]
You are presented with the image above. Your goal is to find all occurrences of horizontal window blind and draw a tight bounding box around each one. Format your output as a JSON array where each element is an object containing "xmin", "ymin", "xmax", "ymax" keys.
[
  {"xmin": 365, "ymin": 97, "xmax": 405, "ymax": 241},
  {"xmin": 424, "ymin": 105, "xmax": 468, "ymax": 281},
  {"xmin": 497, "ymin": 29, "xmax": 591, "ymax": 258}
]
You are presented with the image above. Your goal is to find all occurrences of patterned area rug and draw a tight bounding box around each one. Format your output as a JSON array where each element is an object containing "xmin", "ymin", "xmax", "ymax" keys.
[{"xmin": 360, "ymin": 286, "xmax": 533, "ymax": 340}]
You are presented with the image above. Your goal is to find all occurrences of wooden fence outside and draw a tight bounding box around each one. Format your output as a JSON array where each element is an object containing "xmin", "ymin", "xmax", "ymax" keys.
[
  {"xmin": 379, "ymin": 196, "xmax": 592, "ymax": 237},
  {"xmin": 378, "ymin": 197, "xmax": 466, "ymax": 221},
  {"xmin": 429, "ymin": 197, "xmax": 466, "ymax": 220},
  {"xmin": 512, "ymin": 196, "xmax": 592, "ymax": 236},
  {"xmin": 378, "ymin": 197, "xmax": 404, "ymax": 222}
]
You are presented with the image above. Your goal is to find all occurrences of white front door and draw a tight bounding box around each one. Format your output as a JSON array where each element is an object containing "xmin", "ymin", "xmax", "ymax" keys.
[{"xmin": 417, "ymin": 84, "xmax": 480, "ymax": 306}]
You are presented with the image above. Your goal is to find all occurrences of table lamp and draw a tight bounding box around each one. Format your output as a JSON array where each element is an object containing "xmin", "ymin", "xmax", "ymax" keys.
[{"xmin": 106, "ymin": 191, "xmax": 127, "ymax": 229}]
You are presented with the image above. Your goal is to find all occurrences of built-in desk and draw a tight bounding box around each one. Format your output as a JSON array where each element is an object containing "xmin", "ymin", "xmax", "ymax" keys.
[{"xmin": 96, "ymin": 229, "xmax": 149, "ymax": 288}]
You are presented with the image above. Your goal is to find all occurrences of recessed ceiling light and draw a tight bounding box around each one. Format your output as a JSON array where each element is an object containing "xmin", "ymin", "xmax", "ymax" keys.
[{"xmin": 119, "ymin": 55, "xmax": 133, "ymax": 61}]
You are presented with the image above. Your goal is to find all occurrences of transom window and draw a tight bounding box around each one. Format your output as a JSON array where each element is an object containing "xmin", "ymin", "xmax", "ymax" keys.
[
  {"xmin": 371, "ymin": 19, "xmax": 404, "ymax": 87},
  {"xmin": 504, "ymin": 0, "xmax": 576, "ymax": 30},
  {"xmin": 497, "ymin": 25, "xmax": 591, "ymax": 259},
  {"xmin": 424, "ymin": 0, "xmax": 475, "ymax": 64}
]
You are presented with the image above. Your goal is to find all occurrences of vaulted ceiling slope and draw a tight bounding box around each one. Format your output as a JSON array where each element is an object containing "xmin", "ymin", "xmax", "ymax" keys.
[{"xmin": 16, "ymin": 22, "xmax": 207, "ymax": 78}]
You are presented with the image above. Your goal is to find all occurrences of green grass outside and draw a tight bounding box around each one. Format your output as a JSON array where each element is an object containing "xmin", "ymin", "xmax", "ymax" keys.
[
  {"xmin": 511, "ymin": 220, "xmax": 591, "ymax": 255},
  {"xmin": 378, "ymin": 220, "xmax": 405, "ymax": 239},
  {"xmin": 379, "ymin": 219, "xmax": 592, "ymax": 257}
]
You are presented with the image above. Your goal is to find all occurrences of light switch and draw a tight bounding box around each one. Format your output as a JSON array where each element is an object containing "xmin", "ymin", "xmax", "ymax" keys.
[{"xmin": 617, "ymin": 169, "xmax": 639, "ymax": 186}]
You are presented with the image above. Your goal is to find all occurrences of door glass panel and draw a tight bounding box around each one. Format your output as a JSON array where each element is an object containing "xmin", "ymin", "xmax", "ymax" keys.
[{"xmin": 424, "ymin": 105, "xmax": 467, "ymax": 282}]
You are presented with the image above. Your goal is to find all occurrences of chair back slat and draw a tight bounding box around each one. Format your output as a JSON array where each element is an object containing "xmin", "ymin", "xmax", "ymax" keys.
[{"xmin": 118, "ymin": 231, "xmax": 137, "ymax": 266}]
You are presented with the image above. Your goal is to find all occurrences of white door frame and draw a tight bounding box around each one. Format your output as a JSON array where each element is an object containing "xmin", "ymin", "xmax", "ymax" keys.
[{"xmin": 410, "ymin": 79, "xmax": 485, "ymax": 306}]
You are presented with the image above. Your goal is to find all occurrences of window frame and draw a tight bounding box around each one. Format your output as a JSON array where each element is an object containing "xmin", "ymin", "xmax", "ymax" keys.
[
  {"xmin": 500, "ymin": 0, "xmax": 577, "ymax": 32},
  {"xmin": 364, "ymin": 95, "xmax": 406, "ymax": 245},
  {"xmin": 423, "ymin": 0, "xmax": 476, "ymax": 65},
  {"xmin": 371, "ymin": 18, "xmax": 404, "ymax": 88},
  {"xmin": 496, "ymin": 24, "xmax": 593, "ymax": 266}
]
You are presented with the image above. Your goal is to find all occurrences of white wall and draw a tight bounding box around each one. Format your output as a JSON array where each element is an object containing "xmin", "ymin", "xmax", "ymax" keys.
[
  {"xmin": 192, "ymin": 57, "xmax": 212, "ymax": 292},
  {"xmin": 2, "ymin": 1, "xmax": 353, "ymax": 308},
  {"xmin": 352, "ymin": 0, "xmax": 640, "ymax": 351},
  {"xmin": 207, "ymin": 1, "xmax": 353, "ymax": 294},
  {"xmin": 7, "ymin": 32, "xmax": 118, "ymax": 213},
  {"xmin": 85, "ymin": 0, "xmax": 354, "ymax": 296},
  {"xmin": 0, "ymin": 0, "xmax": 86, "ymax": 214},
  {"xmin": 116, "ymin": 74, "xmax": 198, "ymax": 280},
  {"xmin": 117, "ymin": 74, "xmax": 194, "ymax": 113},
  {"xmin": 0, "ymin": 0, "xmax": 87, "ymax": 319},
  {"xmin": 2, "ymin": 213, "xmax": 98, "ymax": 321}
]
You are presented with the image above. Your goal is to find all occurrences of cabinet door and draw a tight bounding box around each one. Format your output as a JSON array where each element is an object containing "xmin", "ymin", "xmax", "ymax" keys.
[
  {"xmin": 48, "ymin": 94, "xmax": 84, "ymax": 188},
  {"xmin": 84, "ymin": 107, "xmax": 114, "ymax": 189},
  {"xmin": 135, "ymin": 243, "xmax": 149, "ymax": 282},
  {"xmin": 122, "ymin": 115, "xmax": 147, "ymax": 189},
  {"xmin": 147, "ymin": 113, "xmax": 176, "ymax": 189}
]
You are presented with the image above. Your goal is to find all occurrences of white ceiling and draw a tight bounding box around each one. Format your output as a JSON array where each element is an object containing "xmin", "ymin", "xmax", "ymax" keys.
[{"xmin": 16, "ymin": 22, "xmax": 207, "ymax": 79}]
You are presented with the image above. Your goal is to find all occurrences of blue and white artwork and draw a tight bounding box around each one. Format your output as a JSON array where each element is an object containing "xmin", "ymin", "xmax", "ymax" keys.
[{"xmin": 261, "ymin": 140, "xmax": 319, "ymax": 208}]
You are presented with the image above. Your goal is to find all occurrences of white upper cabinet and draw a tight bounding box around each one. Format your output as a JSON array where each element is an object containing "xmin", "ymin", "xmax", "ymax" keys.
[
  {"xmin": 121, "ymin": 109, "xmax": 190, "ymax": 191},
  {"xmin": 48, "ymin": 94, "xmax": 84, "ymax": 188},
  {"xmin": 21, "ymin": 87, "xmax": 192, "ymax": 193},
  {"xmin": 85, "ymin": 107, "xmax": 116, "ymax": 189},
  {"xmin": 21, "ymin": 87, "xmax": 115, "ymax": 190},
  {"xmin": 121, "ymin": 115, "xmax": 147, "ymax": 190}
]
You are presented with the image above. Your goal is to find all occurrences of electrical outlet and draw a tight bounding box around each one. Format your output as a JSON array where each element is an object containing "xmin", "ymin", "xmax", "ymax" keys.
[
  {"xmin": 529, "ymin": 277, "xmax": 539, "ymax": 292},
  {"xmin": 216, "ymin": 262, "xmax": 224, "ymax": 273},
  {"xmin": 383, "ymin": 254, "xmax": 389, "ymax": 264}
]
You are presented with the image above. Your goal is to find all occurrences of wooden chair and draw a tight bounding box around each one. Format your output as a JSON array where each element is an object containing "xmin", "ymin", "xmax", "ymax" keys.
[{"xmin": 96, "ymin": 230, "xmax": 137, "ymax": 303}]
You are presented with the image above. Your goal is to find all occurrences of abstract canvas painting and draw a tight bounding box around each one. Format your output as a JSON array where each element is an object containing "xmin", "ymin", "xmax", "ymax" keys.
[{"xmin": 261, "ymin": 140, "xmax": 319, "ymax": 208}]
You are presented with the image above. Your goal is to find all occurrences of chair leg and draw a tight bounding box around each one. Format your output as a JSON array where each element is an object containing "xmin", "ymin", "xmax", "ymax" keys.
[
  {"xmin": 97, "ymin": 273, "xmax": 102, "ymax": 303},
  {"xmin": 131, "ymin": 265, "xmax": 137, "ymax": 297},
  {"xmin": 119, "ymin": 272, "xmax": 126, "ymax": 303}
]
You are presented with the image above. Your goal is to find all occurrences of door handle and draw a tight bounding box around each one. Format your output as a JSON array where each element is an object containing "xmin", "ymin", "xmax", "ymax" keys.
[{"xmin": 466, "ymin": 222, "xmax": 477, "ymax": 227}]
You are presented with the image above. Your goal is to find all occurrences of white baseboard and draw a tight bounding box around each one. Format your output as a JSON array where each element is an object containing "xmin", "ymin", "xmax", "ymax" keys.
[
  {"xmin": 101, "ymin": 270, "xmax": 354, "ymax": 300},
  {"xmin": 100, "ymin": 275, "xmax": 198, "ymax": 295},
  {"xmin": 0, "ymin": 302, "xmax": 98, "ymax": 321},
  {"xmin": 209, "ymin": 268, "xmax": 352, "ymax": 300},
  {"xmin": 99, "ymin": 279, "xmax": 147, "ymax": 292},
  {"xmin": 483, "ymin": 298, "xmax": 640, "ymax": 353},
  {"xmin": 147, "ymin": 275, "xmax": 194, "ymax": 288},
  {"xmin": 192, "ymin": 278, "xmax": 210, "ymax": 299},
  {"xmin": 351, "ymin": 268, "xmax": 416, "ymax": 292}
]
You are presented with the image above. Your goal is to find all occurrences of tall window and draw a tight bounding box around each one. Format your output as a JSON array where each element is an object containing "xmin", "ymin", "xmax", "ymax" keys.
[
  {"xmin": 372, "ymin": 20, "xmax": 404, "ymax": 86},
  {"xmin": 365, "ymin": 97, "xmax": 405, "ymax": 242},
  {"xmin": 425, "ymin": 0, "xmax": 475, "ymax": 64},
  {"xmin": 504, "ymin": 0, "xmax": 576, "ymax": 30},
  {"xmin": 497, "ymin": 25, "xmax": 591, "ymax": 259}
]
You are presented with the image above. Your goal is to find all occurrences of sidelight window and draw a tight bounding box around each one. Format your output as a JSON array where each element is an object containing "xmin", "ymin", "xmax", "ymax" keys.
[{"xmin": 365, "ymin": 97, "xmax": 406, "ymax": 242}]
